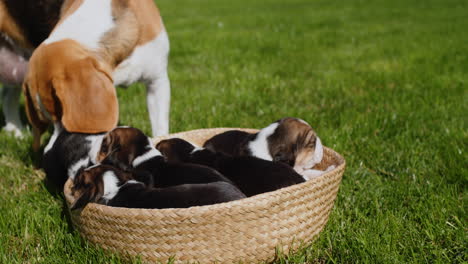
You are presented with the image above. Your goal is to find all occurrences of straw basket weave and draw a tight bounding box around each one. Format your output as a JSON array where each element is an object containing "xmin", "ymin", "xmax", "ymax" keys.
[{"xmin": 64, "ymin": 128, "xmax": 345, "ymax": 264}]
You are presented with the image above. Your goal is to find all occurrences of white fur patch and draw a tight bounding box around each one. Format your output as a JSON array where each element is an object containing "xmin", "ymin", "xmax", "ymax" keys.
[
  {"xmin": 86, "ymin": 134, "xmax": 105, "ymax": 164},
  {"xmin": 300, "ymin": 164, "xmax": 336, "ymax": 181},
  {"xmin": 102, "ymin": 171, "xmax": 120, "ymax": 201},
  {"xmin": 312, "ymin": 137, "xmax": 323, "ymax": 165},
  {"xmin": 132, "ymin": 139, "xmax": 162, "ymax": 167},
  {"xmin": 248, "ymin": 122, "xmax": 279, "ymax": 161},
  {"xmin": 44, "ymin": 123, "xmax": 62, "ymax": 154},
  {"xmin": 298, "ymin": 118, "xmax": 310, "ymax": 125},
  {"xmin": 126, "ymin": 180, "xmax": 144, "ymax": 186},
  {"xmin": 68, "ymin": 157, "xmax": 90, "ymax": 179},
  {"xmin": 113, "ymin": 29, "xmax": 169, "ymax": 86},
  {"xmin": 113, "ymin": 29, "xmax": 170, "ymax": 137},
  {"xmin": 44, "ymin": 0, "xmax": 114, "ymax": 50},
  {"xmin": 301, "ymin": 169, "xmax": 325, "ymax": 180},
  {"xmin": 85, "ymin": 163, "xmax": 101, "ymax": 171},
  {"xmin": 299, "ymin": 137, "xmax": 324, "ymax": 170},
  {"xmin": 188, "ymin": 141, "xmax": 204, "ymax": 154}
]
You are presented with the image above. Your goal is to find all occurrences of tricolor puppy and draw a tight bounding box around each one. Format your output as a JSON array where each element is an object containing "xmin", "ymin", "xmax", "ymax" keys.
[
  {"xmin": 203, "ymin": 117, "xmax": 329, "ymax": 178},
  {"xmin": 156, "ymin": 138, "xmax": 305, "ymax": 197},
  {"xmin": 98, "ymin": 127, "xmax": 235, "ymax": 187},
  {"xmin": 70, "ymin": 164, "xmax": 245, "ymax": 210},
  {"xmin": 42, "ymin": 124, "xmax": 105, "ymax": 189},
  {"xmin": 21, "ymin": 0, "xmax": 170, "ymax": 150},
  {"xmin": 0, "ymin": 0, "xmax": 63, "ymax": 137}
]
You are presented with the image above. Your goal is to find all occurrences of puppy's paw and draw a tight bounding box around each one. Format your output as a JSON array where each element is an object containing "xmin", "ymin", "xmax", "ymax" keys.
[{"xmin": 301, "ymin": 169, "xmax": 325, "ymax": 180}]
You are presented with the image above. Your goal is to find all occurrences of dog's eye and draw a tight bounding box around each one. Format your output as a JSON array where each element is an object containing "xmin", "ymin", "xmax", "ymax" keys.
[
  {"xmin": 274, "ymin": 153, "xmax": 295, "ymax": 166},
  {"xmin": 273, "ymin": 153, "xmax": 285, "ymax": 162}
]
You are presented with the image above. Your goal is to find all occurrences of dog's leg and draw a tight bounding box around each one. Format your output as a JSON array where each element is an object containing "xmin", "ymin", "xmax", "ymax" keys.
[
  {"xmin": 147, "ymin": 72, "xmax": 170, "ymax": 137},
  {"xmin": 32, "ymin": 125, "xmax": 42, "ymax": 152},
  {"xmin": 2, "ymin": 84, "xmax": 24, "ymax": 137}
]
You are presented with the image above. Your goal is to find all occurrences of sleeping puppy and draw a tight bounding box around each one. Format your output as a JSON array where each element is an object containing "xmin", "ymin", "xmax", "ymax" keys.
[
  {"xmin": 156, "ymin": 138, "xmax": 306, "ymax": 197},
  {"xmin": 42, "ymin": 124, "xmax": 104, "ymax": 189},
  {"xmin": 203, "ymin": 117, "xmax": 328, "ymax": 177},
  {"xmin": 98, "ymin": 127, "xmax": 234, "ymax": 188},
  {"xmin": 70, "ymin": 164, "xmax": 245, "ymax": 210}
]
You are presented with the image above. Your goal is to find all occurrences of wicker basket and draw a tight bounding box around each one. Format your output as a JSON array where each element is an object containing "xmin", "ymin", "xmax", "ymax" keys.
[{"xmin": 64, "ymin": 128, "xmax": 346, "ymax": 263}]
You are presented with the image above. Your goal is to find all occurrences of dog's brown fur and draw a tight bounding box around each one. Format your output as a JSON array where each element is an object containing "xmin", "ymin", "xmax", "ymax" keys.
[
  {"xmin": 24, "ymin": 39, "xmax": 118, "ymax": 150},
  {"xmin": 268, "ymin": 118, "xmax": 319, "ymax": 170},
  {"xmin": 23, "ymin": 0, "xmax": 164, "ymax": 151},
  {"xmin": 71, "ymin": 164, "xmax": 134, "ymax": 209}
]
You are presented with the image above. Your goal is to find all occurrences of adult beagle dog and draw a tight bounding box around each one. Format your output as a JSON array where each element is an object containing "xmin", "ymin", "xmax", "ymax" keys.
[
  {"xmin": 70, "ymin": 164, "xmax": 246, "ymax": 210},
  {"xmin": 156, "ymin": 138, "xmax": 306, "ymax": 197},
  {"xmin": 2, "ymin": 0, "xmax": 170, "ymax": 146},
  {"xmin": 0, "ymin": 0, "xmax": 63, "ymax": 137},
  {"xmin": 203, "ymin": 117, "xmax": 332, "ymax": 179}
]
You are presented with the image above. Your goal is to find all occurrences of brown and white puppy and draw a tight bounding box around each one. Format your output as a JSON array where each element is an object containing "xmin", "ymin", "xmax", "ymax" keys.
[
  {"xmin": 98, "ymin": 127, "xmax": 235, "ymax": 188},
  {"xmin": 157, "ymin": 138, "xmax": 306, "ymax": 197},
  {"xmin": 0, "ymin": 0, "xmax": 63, "ymax": 137},
  {"xmin": 21, "ymin": 0, "xmax": 170, "ymax": 151},
  {"xmin": 203, "ymin": 117, "xmax": 327, "ymax": 178},
  {"xmin": 70, "ymin": 164, "xmax": 245, "ymax": 210}
]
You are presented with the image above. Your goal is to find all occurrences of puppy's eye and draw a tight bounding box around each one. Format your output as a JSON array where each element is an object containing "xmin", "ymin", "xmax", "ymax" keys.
[
  {"xmin": 274, "ymin": 153, "xmax": 285, "ymax": 162},
  {"xmin": 274, "ymin": 153, "xmax": 295, "ymax": 166}
]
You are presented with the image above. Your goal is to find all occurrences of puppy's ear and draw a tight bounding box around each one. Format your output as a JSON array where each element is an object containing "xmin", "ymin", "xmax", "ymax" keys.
[
  {"xmin": 53, "ymin": 57, "xmax": 118, "ymax": 134},
  {"xmin": 70, "ymin": 169, "xmax": 103, "ymax": 210},
  {"xmin": 156, "ymin": 138, "xmax": 195, "ymax": 163},
  {"xmin": 155, "ymin": 140, "xmax": 174, "ymax": 160},
  {"xmin": 98, "ymin": 134, "xmax": 115, "ymax": 162},
  {"xmin": 70, "ymin": 190, "xmax": 93, "ymax": 210}
]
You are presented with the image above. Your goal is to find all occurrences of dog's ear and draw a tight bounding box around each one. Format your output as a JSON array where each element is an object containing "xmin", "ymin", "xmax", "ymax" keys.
[
  {"xmin": 98, "ymin": 133, "xmax": 115, "ymax": 162},
  {"xmin": 22, "ymin": 81, "xmax": 49, "ymax": 151},
  {"xmin": 70, "ymin": 169, "xmax": 104, "ymax": 210},
  {"xmin": 156, "ymin": 138, "xmax": 195, "ymax": 163},
  {"xmin": 53, "ymin": 57, "xmax": 118, "ymax": 134},
  {"xmin": 156, "ymin": 140, "xmax": 176, "ymax": 161},
  {"xmin": 70, "ymin": 190, "xmax": 93, "ymax": 210}
]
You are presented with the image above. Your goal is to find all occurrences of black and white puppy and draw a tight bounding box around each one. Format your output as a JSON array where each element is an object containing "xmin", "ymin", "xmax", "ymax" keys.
[
  {"xmin": 42, "ymin": 124, "xmax": 104, "ymax": 189},
  {"xmin": 97, "ymin": 127, "xmax": 235, "ymax": 188},
  {"xmin": 156, "ymin": 138, "xmax": 306, "ymax": 197},
  {"xmin": 70, "ymin": 164, "xmax": 246, "ymax": 210},
  {"xmin": 203, "ymin": 117, "xmax": 332, "ymax": 179}
]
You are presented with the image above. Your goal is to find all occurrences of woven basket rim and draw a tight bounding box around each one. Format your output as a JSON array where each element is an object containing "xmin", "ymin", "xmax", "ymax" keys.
[{"xmin": 64, "ymin": 127, "xmax": 345, "ymax": 215}]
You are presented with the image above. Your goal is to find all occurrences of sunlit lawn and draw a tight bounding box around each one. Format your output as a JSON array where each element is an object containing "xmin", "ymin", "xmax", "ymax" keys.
[{"xmin": 0, "ymin": 0, "xmax": 466, "ymax": 262}]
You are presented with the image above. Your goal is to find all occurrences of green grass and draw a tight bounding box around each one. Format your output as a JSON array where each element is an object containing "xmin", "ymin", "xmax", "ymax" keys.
[{"xmin": 1, "ymin": 0, "xmax": 466, "ymax": 262}]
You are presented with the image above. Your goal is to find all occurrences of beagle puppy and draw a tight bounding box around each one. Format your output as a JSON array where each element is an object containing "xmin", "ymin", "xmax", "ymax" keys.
[
  {"xmin": 0, "ymin": 0, "xmax": 63, "ymax": 137},
  {"xmin": 98, "ymin": 127, "xmax": 235, "ymax": 188},
  {"xmin": 70, "ymin": 164, "xmax": 246, "ymax": 210},
  {"xmin": 157, "ymin": 138, "xmax": 306, "ymax": 197},
  {"xmin": 203, "ymin": 117, "xmax": 330, "ymax": 178},
  {"xmin": 21, "ymin": 0, "xmax": 170, "ymax": 150},
  {"xmin": 42, "ymin": 124, "xmax": 105, "ymax": 189}
]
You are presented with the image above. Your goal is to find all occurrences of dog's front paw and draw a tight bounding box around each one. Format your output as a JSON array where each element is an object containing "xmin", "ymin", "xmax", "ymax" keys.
[{"xmin": 3, "ymin": 123, "xmax": 24, "ymax": 138}]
